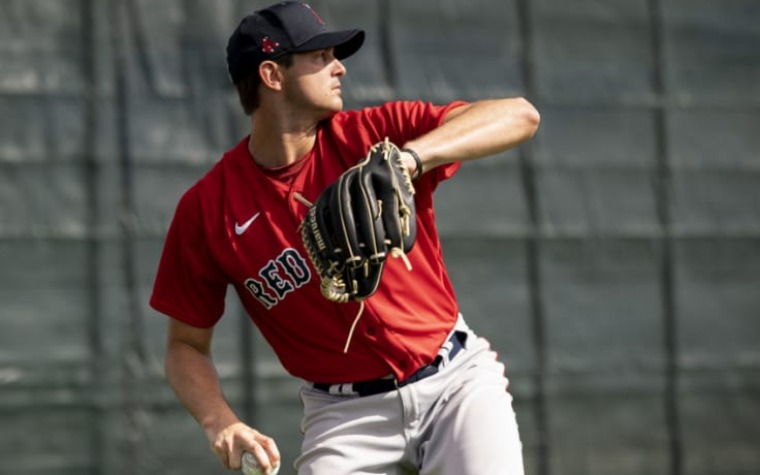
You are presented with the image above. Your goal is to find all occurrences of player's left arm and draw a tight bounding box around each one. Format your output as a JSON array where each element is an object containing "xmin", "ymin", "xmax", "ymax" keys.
[{"xmin": 400, "ymin": 97, "xmax": 540, "ymax": 176}]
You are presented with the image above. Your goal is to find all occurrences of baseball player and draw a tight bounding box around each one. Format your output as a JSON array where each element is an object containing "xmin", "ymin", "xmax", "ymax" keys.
[{"xmin": 150, "ymin": 2, "xmax": 540, "ymax": 474}]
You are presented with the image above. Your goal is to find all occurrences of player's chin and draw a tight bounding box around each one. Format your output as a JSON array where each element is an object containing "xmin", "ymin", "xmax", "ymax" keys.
[
  {"xmin": 317, "ymin": 99, "xmax": 344, "ymax": 118},
  {"xmin": 328, "ymin": 94, "xmax": 343, "ymax": 111}
]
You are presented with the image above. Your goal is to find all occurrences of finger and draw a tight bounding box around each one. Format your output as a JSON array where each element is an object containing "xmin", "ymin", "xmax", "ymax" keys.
[
  {"xmin": 211, "ymin": 439, "xmax": 230, "ymax": 468},
  {"xmin": 229, "ymin": 443, "xmax": 246, "ymax": 470},
  {"xmin": 258, "ymin": 435, "xmax": 281, "ymax": 468},
  {"xmin": 251, "ymin": 443, "xmax": 272, "ymax": 471}
]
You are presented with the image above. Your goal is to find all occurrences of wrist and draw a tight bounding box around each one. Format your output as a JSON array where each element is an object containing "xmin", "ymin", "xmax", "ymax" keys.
[
  {"xmin": 401, "ymin": 148, "xmax": 423, "ymax": 180},
  {"xmin": 201, "ymin": 411, "xmax": 240, "ymax": 441}
]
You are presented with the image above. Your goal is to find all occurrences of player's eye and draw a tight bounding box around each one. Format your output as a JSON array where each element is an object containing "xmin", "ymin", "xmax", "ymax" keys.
[{"xmin": 319, "ymin": 49, "xmax": 336, "ymax": 64}]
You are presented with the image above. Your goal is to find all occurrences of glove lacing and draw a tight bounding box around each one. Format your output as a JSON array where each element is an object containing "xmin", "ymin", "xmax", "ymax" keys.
[
  {"xmin": 294, "ymin": 140, "xmax": 416, "ymax": 354},
  {"xmin": 385, "ymin": 137, "xmax": 415, "ymax": 273},
  {"xmin": 296, "ymin": 192, "xmax": 366, "ymax": 352}
]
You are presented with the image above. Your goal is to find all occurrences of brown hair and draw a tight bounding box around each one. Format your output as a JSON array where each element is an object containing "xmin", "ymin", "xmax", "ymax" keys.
[{"xmin": 235, "ymin": 54, "xmax": 294, "ymax": 115}]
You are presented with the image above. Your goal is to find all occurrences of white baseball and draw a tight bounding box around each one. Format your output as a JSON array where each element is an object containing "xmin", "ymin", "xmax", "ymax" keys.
[{"xmin": 241, "ymin": 452, "xmax": 280, "ymax": 475}]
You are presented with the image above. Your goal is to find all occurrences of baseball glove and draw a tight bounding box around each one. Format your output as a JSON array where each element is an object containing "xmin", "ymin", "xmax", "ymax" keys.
[{"xmin": 301, "ymin": 138, "xmax": 416, "ymax": 303}]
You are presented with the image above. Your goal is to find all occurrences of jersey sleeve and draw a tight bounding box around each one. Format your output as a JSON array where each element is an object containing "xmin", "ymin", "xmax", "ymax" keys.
[
  {"xmin": 150, "ymin": 186, "xmax": 228, "ymax": 328},
  {"xmin": 356, "ymin": 100, "xmax": 468, "ymax": 189}
]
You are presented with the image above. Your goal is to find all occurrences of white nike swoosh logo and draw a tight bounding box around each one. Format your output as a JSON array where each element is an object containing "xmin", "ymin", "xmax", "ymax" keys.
[{"xmin": 234, "ymin": 212, "xmax": 261, "ymax": 236}]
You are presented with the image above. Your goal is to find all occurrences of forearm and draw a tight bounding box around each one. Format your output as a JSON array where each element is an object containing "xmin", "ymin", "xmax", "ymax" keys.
[
  {"xmin": 165, "ymin": 340, "xmax": 239, "ymax": 440},
  {"xmin": 402, "ymin": 97, "xmax": 540, "ymax": 175}
]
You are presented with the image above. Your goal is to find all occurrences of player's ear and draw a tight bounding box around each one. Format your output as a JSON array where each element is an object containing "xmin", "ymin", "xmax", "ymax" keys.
[{"xmin": 259, "ymin": 61, "xmax": 284, "ymax": 92}]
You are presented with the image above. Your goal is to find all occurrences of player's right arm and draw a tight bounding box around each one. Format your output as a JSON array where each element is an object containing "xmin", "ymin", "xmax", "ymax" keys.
[{"xmin": 164, "ymin": 318, "xmax": 281, "ymax": 473}]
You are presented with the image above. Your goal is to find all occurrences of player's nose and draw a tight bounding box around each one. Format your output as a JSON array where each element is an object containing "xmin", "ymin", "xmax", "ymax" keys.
[{"xmin": 332, "ymin": 58, "xmax": 347, "ymax": 77}]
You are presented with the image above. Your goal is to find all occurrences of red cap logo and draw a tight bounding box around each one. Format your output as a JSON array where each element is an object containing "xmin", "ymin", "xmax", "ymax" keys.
[
  {"xmin": 304, "ymin": 4, "xmax": 325, "ymax": 26},
  {"xmin": 261, "ymin": 37, "xmax": 279, "ymax": 54}
]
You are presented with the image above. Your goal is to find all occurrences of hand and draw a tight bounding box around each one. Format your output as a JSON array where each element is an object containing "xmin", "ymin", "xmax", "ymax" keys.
[
  {"xmin": 300, "ymin": 138, "xmax": 417, "ymax": 305},
  {"xmin": 399, "ymin": 149, "xmax": 422, "ymax": 179},
  {"xmin": 209, "ymin": 421, "xmax": 281, "ymax": 473}
]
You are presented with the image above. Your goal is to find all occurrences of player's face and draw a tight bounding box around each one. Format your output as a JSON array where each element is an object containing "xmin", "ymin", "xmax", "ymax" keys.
[{"xmin": 282, "ymin": 48, "xmax": 347, "ymax": 119}]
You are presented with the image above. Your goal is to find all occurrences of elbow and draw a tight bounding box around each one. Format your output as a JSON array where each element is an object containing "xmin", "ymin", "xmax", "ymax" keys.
[{"xmin": 514, "ymin": 97, "xmax": 541, "ymax": 139}]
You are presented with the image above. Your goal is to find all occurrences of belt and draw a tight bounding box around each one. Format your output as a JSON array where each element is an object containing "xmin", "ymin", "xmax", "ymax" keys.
[{"xmin": 313, "ymin": 330, "xmax": 467, "ymax": 397}]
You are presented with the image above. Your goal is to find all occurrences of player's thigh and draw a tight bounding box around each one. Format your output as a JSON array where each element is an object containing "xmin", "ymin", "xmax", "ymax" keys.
[
  {"xmin": 420, "ymin": 355, "xmax": 525, "ymax": 475},
  {"xmin": 297, "ymin": 440, "xmax": 414, "ymax": 475},
  {"xmin": 296, "ymin": 387, "xmax": 409, "ymax": 475}
]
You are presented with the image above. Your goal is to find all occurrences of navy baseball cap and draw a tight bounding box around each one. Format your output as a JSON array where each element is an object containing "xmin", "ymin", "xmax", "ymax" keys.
[{"xmin": 226, "ymin": 1, "xmax": 365, "ymax": 84}]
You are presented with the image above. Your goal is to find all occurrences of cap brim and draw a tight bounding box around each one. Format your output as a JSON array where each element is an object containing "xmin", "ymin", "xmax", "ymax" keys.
[{"xmin": 293, "ymin": 29, "xmax": 365, "ymax": 60}]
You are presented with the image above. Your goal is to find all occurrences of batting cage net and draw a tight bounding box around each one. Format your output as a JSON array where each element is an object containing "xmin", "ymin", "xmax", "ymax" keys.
[{"xmin": 1, "ymin": 0, "xmax": 758, "ymax": 474}]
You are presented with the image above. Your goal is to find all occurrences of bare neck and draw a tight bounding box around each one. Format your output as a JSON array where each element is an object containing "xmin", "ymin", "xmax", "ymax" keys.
[{"xmin": 248, "ymin": 108, "xmax": 321, "ymax": 169}]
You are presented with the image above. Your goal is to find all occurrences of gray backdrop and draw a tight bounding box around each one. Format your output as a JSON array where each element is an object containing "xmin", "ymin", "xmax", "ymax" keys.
[{"xmin": 1, "ymin": 0, "xmax": 759, "ymax": 474}]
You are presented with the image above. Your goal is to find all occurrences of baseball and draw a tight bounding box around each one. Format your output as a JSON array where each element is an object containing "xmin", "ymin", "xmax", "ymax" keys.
[{"xmin": 241, "ymin": 452, "xmax": 280, "ymax": 475}]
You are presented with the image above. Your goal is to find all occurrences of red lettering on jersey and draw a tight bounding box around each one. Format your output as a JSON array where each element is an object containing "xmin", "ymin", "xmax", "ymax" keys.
[
  {"xmin": 277, "ymin": 249, "xmax": 311, "ymax": 286},
  {"xmin": 245, "ymin": 278, "xmax": 277, "ymax": 309},
  {"xmin": 245, "ymin": 248, "xmax": 312, "ymax": 309}
]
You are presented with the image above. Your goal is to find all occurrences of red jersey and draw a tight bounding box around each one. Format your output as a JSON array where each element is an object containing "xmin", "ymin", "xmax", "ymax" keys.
[{"xmin": 150, "ymin": 100, "xmax": 466, "ymax": 383}]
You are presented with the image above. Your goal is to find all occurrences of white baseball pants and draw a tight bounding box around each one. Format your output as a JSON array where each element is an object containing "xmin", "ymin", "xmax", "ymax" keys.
[{"xmin": 295, "ymin": 318, "xmax": 525, "ymax": 475}]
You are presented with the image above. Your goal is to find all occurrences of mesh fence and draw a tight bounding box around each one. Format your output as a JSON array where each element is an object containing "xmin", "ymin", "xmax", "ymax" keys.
[{"xmin": 1, "ymin": 0, "xmax": 759, "ymax": 474}]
